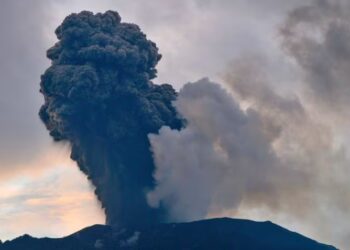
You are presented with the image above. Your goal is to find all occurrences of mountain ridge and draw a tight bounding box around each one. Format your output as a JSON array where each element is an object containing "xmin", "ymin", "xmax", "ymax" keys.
[{"xmin": 0, "ymin": 218, "xmax": 338, "ymax": 250}]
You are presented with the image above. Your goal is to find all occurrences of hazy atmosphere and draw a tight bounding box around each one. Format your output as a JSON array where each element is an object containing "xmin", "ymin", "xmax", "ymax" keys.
[{"xmin": 1, "ymin": 0, "xmax": 349, "ymax": 249}]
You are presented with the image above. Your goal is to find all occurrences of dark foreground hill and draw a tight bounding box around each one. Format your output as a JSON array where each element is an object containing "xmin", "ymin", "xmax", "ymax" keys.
[{"xmin": 0, "ymin": 218, "xmax": 337, "ymax": 250}]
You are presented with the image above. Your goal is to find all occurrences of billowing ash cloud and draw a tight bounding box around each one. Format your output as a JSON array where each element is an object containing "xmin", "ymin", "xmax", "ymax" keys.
[
  {"xmin": 281, "ymin": 0, "xmax": 350, "ymax": 113},
  {"xmin": 147, "ymin": 1, "xmax": 350, "ymax": 247},
  {"xmin": 147, "ymin": 78, "xmax": 312, "ymax": 221},
  {"xmin": 147, "ymin": 63, "xmax": 350, "ymax": 247},
  {"xmin": 223, "ymin": 55, "xmax": 350, "ymax": 248},
  {"xmin": 39, "ymin": 10, "xmax": 182, "ymax": 227}
]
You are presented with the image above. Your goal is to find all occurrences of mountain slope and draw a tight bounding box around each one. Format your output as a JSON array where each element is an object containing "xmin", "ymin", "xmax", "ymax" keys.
[{"xmin": 0, "ymin": 218, "xmax": 337, "ymax": 250}]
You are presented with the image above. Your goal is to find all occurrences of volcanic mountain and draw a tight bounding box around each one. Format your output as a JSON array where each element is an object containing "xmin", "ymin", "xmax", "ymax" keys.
[{"xmin": 0, "ymin": 218, "xmax": 337, "ymax": 250}]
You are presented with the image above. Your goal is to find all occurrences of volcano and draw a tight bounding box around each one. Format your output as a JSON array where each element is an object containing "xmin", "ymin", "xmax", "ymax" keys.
[{"xmin": 0, "ymin": 218, "xmax": 337, "ymax": 250}]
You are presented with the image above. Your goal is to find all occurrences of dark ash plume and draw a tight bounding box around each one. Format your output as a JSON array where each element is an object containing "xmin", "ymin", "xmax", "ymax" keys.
[{"xmin": 39, "ymin": 10, "xmax": 182, "ymax": 227}]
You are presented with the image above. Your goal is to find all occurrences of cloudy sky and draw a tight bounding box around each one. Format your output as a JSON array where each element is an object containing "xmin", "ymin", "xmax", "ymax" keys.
[{"xmin": 1, "ymin": 0, "xmax": 349, "ymax": 249}]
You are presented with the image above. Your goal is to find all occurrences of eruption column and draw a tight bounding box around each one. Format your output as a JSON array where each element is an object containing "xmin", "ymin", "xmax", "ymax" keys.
[{"xmin": 39, "ymin": 10, "xmax": 182, "ymax": 227}]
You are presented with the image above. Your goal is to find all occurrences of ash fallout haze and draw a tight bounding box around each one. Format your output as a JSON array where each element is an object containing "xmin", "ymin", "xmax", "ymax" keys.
[{"xmin": 0, "ymin": 0, "xmax": 350, "ymax": 249}]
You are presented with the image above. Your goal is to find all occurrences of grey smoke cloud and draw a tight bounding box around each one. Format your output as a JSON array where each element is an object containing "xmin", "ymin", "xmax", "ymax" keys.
[
  {"xmin": 149, "ymin": 66, "xmax": 350, "ymax": 248},
  {"xmin": 148, "ymin": 1, "xmax": 350, "ymax": 248},
  {"xmin": 224, "ymin": 54, "xmax": 350, "ymax": 249},
  {"xmin": 148, "ymin": 78, "xmax": 310, "ymax": 221},
  {"xmin": 281, "ymin": 0, "xmax": 350, "ymax": 114}
]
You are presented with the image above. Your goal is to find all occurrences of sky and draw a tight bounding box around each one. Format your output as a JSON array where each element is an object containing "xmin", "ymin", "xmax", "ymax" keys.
[{"xmin": 0, "ymin": 0, "xmax": 349, "ymax": 249}]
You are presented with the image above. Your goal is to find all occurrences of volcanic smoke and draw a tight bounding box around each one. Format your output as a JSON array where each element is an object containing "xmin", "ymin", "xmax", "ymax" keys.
[
  {"xmin": 38, "ymin": 4, "xmax": 350, "ymax": 248},
  {"xmin": 39, "ymin": 10, "xmax": 182, "ymax": 227}
]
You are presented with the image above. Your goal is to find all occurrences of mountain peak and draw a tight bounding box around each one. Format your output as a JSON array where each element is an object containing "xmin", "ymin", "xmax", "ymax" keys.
[{"xmin": 0, "ymin": 218, "xmax": 337, "ymax": 250}]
